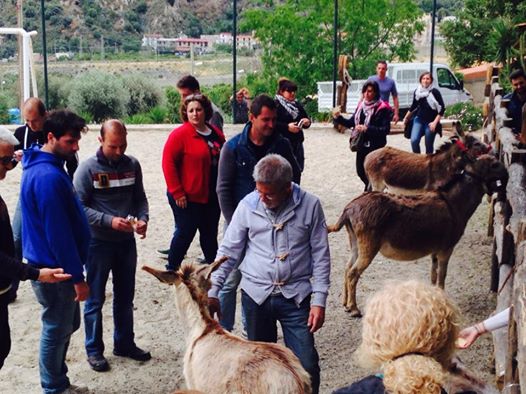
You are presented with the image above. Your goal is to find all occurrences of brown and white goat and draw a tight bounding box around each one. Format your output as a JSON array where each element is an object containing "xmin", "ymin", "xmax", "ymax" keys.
[
  {"xmin": 364, "ymin": 134, "xmax": 491, "ymax": 194},
  {"xmin": 143, "ymin": 258, "xmax": 312, "ymax": 394},
  {"xmin": 328, "ymin": 155, "xmax": 508, "ymax": 316}
]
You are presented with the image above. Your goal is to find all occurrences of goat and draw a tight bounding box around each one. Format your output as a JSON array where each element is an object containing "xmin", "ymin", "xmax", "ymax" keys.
[
  {"xmin": 328, "ymin": 154, "xmax": 508, "ymax": 317},
  {"xmin": 364, "ymin": 134, "xmax": 491, "ymax": 194},
  {"xmin": 143, "ymin": 258, "xmax": 312, "ymax": 394}
]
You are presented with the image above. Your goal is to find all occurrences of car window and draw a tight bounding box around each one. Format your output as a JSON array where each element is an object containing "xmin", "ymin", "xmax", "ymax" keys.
[{"xmin": 437, "ymin": 68, "xmax": 459, "ymax": 90}]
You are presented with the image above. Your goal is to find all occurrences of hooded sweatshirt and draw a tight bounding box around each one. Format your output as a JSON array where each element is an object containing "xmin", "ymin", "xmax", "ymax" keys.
[{"xmin": 20, "ymin": 145, "xmax": 90, "ymax": 283}]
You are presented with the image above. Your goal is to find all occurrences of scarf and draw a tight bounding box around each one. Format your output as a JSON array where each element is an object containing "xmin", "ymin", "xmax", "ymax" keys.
[
  {"xmin": 354, "ymin": 98, "xmax": 380, "ymax": 127},
  {"xmin": 415, "ymin": 84, "xmax": 442, "ymax": 113},
  {"xmin": 275, "ymin": 94, "xmax": 300, "ymax": 120}
]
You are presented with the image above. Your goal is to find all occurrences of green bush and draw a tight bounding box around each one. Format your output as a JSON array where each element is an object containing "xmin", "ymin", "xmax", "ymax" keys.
[
  {"xmin": 444, "ymin": 102, "xmax": 483, "ymax": 132},
  {"xmin": 202, "ymin": 83, "xmax": 233, "ymax": 120},
  {"xmin": 37, "ymin": 72, "xmax": 70, "ymax": 110},
  {"xmin": 147, "ymin": 106, "xmax": 169, "ymax": 123},
  {"xmin": 122, "ymin": 74, "xmax": 162, "ymax": 115},
  {"xmin": 0, "ymin": 95, "xmax": 10, "ymax": 124},
  {"xmin": 125, "ymin": 113, "xmax": 154, "ymax": 125},
  {"xmin": 165, "ymin": 86, "xmax": 182, "ymax": 123},
  {"xmin": 68, "ymin": 71, "xmax": 130, "ymax": 123}
]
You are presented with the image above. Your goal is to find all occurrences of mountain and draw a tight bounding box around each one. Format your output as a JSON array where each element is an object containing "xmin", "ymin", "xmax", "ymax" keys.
[{"xmin": 0, "ymin": 0, "xmax": 243, "ymax": 57}]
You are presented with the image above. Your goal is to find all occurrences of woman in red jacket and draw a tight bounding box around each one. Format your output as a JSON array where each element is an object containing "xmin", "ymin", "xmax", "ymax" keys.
[{"xmin": 162, "ymin": 94, "xmax": 225, "ymax": 271}]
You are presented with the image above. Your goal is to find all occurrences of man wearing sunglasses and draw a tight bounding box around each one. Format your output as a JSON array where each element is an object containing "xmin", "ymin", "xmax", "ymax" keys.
[{"xmin": 0, "ymin": 126, "xmax": 71, "ymax": 371}]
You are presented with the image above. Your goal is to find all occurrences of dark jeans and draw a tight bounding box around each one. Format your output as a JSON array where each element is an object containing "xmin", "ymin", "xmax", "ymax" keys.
[
  {"xmin": 241, "ymin": 291, "xmax": 320, "ymax": 394},
  {"xmin": 166, "ymin": 193, "xmax": 220, "ymax": 271},
  {"xmin": 84, "ymin": 238, "xmax": 137, "ymax": 356},
  {"xmin": 356, "ymin": 145, "xmax": 379, "ymax": 191},
  {"xmin": 32, "ymin": 281, "xmax": 80, "ymax": 394},
  {"xmin": 0, "ymin": 293, "xmax": 10, "ymax": 370}
]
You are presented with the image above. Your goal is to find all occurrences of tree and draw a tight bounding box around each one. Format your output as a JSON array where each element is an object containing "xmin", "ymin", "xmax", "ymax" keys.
[
  {"xmin": 440, "ymin": 0, "xmax": 526, "ymax": 68},
  {"xmin": 241, "ymin": 0, "xmax": 424, "ymax": 96}
]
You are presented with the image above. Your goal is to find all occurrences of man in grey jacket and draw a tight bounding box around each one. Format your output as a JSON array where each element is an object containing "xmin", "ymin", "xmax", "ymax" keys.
[
  {"xmin": 208, "ymin": 154, "xmax": 330, "ymax": 394},
  {"xmin": 73, "ymin": 120, "xmax": 150, "ymax": 372}
]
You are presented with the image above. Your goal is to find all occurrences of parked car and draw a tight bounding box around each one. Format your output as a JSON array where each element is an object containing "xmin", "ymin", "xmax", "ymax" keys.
[{"xmin": 317, "ymin": 62, "xmax": 472, "ymax": 115}]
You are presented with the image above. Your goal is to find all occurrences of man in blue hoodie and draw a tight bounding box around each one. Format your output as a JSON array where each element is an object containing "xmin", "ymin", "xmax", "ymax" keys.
[{"xmin": 21, "ymin": 110, "xmax": 91, "ymax": 394}]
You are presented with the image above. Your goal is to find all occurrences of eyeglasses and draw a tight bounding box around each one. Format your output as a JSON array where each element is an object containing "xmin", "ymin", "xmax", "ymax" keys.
[
  {"xmin": 0, "ymin": 156, "xmax": 15, "ymax": 166},
  {"xmin": 185, "ymin": 93, "xmax": 203, "ymax": 101}
]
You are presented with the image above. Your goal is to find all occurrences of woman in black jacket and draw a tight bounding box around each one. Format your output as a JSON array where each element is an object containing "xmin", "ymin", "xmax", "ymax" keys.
[
  {"xmin": 405, "ymin": 72, "xmax": 446, "ymax": 154},
  {"xmin": 275, "ymin": 78, "xmax": 311, "ymax": 173},
  {"xmin": 332, "ymin": 81, "xmax": 392, "ymax": 190}
]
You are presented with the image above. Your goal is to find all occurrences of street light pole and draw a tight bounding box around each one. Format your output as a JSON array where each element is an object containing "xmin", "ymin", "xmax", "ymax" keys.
[
  {"xmin": 332, "ymin": 0, "xmax": 338, "ymax": 108},
  {"xmin": 429, "ymin": 0, "xmax": 437, "ymax": 74},
  {"xmin": 232, "ymin": 0, "xmax": 237, "ymax": 119},
  {"xmin": 40, "ymin": 0, "xmax": 49, "ymax": 108}
]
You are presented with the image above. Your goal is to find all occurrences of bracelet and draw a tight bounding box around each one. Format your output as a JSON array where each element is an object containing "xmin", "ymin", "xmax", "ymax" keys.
[{"xmin": 474, "ymin": 323, "xmax": 485, "ymax": 335}]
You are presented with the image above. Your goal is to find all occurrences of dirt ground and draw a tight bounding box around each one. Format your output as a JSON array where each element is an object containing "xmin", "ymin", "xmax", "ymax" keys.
[{"xmin": 0, "ymin": 124, "xmax": 498, "ymax": 393}]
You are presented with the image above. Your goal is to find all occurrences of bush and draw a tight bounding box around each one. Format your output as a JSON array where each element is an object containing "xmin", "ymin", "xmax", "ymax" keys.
[
  {"xmin": 202, "ymin": 83, "xmax": 233, "ymax": 120},
  {"xmin": 125, "ymin": 113, "xmax": 154, "ymax": 124},
  {"xmin": 36, "ymin": 72, "xmax": 70, "ymax": 110},
  {"xmin": 147, "ymin": 106, "xmax": 169, "ymax": 123},
  {"xmin": 68, "ymin": 71, "xmax": 130, "ymax": 123},
  {"xmin": 0, "ymin": 95, "xmax": 10, "ymax": 124},
  {"xmin": 122, "ymin": 74, "xmax": 162, "ymax": 116},
  {"xmin": 444, "ymin": 102, "xmax": 483, "ymax": 132},
  {"xmin": 165, "ymin": 86, "xmax": 182, "ymax": 123}
]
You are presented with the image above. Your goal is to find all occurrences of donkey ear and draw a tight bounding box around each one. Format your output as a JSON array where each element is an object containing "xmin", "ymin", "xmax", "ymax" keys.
[
  {"xmin": 200, "ymin": 256, "xmax": 229, "ymax": 280},
  {"xmin": 142, "ymin": 265, "xmax": 181, "ymax": 285}
]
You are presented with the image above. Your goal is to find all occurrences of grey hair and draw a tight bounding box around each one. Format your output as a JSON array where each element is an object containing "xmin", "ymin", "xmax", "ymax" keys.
[
  {"xmin": 0, "ymin": 126, "xmax": 19, "ymax": 146},
  {"xmin": 253, "ymin": 154, "xmax": 293, "ymax": 186}
]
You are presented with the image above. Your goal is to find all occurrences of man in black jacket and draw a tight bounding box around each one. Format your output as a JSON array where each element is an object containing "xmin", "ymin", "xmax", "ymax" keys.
[{"xmin": 0, "ymin": 126, "xmax": 71, "ymax": 370}]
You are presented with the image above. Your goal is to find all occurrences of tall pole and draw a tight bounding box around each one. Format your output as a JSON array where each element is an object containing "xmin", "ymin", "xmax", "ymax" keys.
[
  {"xmin": 232, "ymin": 0, "xmax": 237, "ymax": 118},
  {"xmin": 332, "ymin": 0, "xmax": 338, "ymax": 107},
  {"xmin": 429, "ymin": 0, "xmax": 437, "ymax": 74},
  {"xmin": 40, "ymin": 0, "xmax": 49, "ymax": 108},
  {"xmin": 17, "ymin": 0, "xmax": 24, "ymax": 110}
]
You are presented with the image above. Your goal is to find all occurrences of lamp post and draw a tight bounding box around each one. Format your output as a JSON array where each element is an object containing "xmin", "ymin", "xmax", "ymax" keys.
[
  {"xmin": 332, "ymin": 0, "xmax": 338, "ymax": 108},
  {"xmin": 429, "ymin": 0, "xmax": 437, "ymax": 74},
  {"xmin": 40, "ymin": 0, "xmax": 49, "ymax": 108},
  {"xmin": 232, "ymin": 0, "xmax": 237, "ymax": 118}
]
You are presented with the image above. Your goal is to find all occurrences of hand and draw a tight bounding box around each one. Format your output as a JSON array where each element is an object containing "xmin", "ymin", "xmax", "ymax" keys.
[
  {"xmin": 331, "ymin": 106, "xmax": 341, "ymax": 119},
  {"xmin": 355, "ymin": 124, "xmax": 367, "ymax": 133},
  {"xmin": 429, "ymin": 121, "xmax": 438, "ymax": 133},
  {"xmin": 392, "ymin": 112, "xmax": 399, "ymax": 124},
  {"xmin": 288, "ymin": 122, "xmax": 301, "ymax": 133},
  {"xmin": 456, "ymin": 325, "xmax": 483, "ymax": 349},
  {"xmin": 74, "ymin": 281, "xmax": 90, "ymax": 302},
  {"xmin": 135, "ymin": 220, "xmax": 148, "ymax": 239},
  {"xmin": 111, "ymin": 217, "xmax": 134, "ymax": 233},
  {"xmin": 300, "ymin": 118, "xmax": 311, "ymax": 128},
  {"xmin": 175, "ymin": 196, "xmax": 187, "ymax": 209},
  {"xmin": 208, "ymin": 297, "xmax": 222, "ymax": 320},
  {"xmin": 307, "ymin": 306, "xmax": 325, "ymax": 333},
  {"xmin": 37, "ymin": 268, "xmax": 72, "ymax": 283},
  {"xmin": 403, "ymin": 116, "xmax": 409, "ymax": 125},
  {"xmin": 14, "ymin": 150, "xmax": 23, "ymax": 162}
]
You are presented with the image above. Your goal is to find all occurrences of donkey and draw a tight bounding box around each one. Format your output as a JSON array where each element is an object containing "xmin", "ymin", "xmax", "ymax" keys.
[
  {"xmin": 364, "ymin": 134, "xmax": 491, "ymax": 194},
  {"xmin": 143, "ymin": 258, "xmax": 312, "ymax": 394},
  {"xmin": 328, "ymin": 154, "xmax": 508, "ymax": 317}
]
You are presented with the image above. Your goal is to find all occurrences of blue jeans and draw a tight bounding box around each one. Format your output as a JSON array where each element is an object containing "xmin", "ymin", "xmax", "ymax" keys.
[
  {"xmin": 218, "ymin": 268, "xmax": 242, "ymax": 331},
  {"xmin": 410, "ymin": 116, "xmax": 436, "ymax": 154},
  {"xmin": 31, "ymin": 281, "xmax": 80, "ymax": 394},
  {"xmin": 242, "ymin": 291, "xmax": 320, "ymax": 394},
  {"xmin": 8, "ymin": 198, "xmax": 22, "ymax": 299},
  {"xmin": 166, "ymin": 193, "xmax": 220, "ymax": 271},
  {"xmin": 84, "ymin": 238, "xmax": 137, "ymax": 356}
]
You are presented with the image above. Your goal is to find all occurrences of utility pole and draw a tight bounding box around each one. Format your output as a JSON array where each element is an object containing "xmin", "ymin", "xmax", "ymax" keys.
[
  {"xmin": 332, "ymin": 0, "xmax": 338, "ymax": 107},
  {"xmin": 40, "ymin": 0, "xmax": 49, "ymax": 108},
  {"xmin": 430, "ymin": 0, "xmax": 437, "ymax": 74},
  {"xmin": 232, "ymin": 0, "xmax": 237, "ymax": 117},
  {"xmin": 17, "ymin": 0, "xmax": 24, "ymax": 110},
  {"xmin": 100, "ymin": 35, "xmax": 104, "ymax": 60}
]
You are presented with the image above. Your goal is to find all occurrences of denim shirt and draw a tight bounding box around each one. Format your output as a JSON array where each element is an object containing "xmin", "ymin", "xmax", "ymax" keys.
[{"xmin": 209, "ymin": 183, "xmax": 331, "ymax": 307}]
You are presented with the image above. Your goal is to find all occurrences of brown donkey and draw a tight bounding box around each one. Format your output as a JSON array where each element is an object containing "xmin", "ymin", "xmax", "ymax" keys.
[
  {"xmin": 143, "ymin": 258, "xmax": 312, "ymax": 394},
  {"xmin": 328, "ymin": 155, "xmax": 508, "ymax": 317},
  {"xmin": 364, "ymin": 134, "xmax": 491, "ymax": 194}
]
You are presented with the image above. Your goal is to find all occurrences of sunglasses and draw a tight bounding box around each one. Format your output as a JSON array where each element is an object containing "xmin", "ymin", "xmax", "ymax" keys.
[{"xmin": 0, "ymin": 156, "xmax": 16, "ymax": 166}]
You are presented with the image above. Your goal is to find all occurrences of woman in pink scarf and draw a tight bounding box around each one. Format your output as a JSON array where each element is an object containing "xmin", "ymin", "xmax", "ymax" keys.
[{"xmin": 332, "ymin": 81, "xmax": 392, "ymax": 190}]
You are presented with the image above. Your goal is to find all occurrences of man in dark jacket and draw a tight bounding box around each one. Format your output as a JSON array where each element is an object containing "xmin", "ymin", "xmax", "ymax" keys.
[
  {"xmin": 503, "ymin": 69, "xmax": 526, "ymax": 138},
  {"xmin": 0, "ymin": 126, "xmax": 71, "ymax": 370},
  {"xmin": 21, "ymin": 110, "xmax": 91, "ymax": 394},
  {"xmin": 215, "ymin": 94, "xmax": 301, "ymax": 332}
]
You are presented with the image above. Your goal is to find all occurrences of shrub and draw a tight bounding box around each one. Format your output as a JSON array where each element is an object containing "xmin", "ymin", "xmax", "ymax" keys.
[
  {"xmin": 202, "ymin": 83, "xmax": 233, "ymax": 120},
  {"xmin": 125, "ymin": 113, "xmax": 154, "ymax": 125},
  {"xmin": 147, "ymin": 106, "xmax": 169, "ymax": 123},
  {"xmin": 165, "ymin": 86, "xmax": 181, "ymax": 123},
  {"xmin": 444, "ymin": 102, "xmax": 483, "ymax": 132},
  {"xmin": 68, "ymin": 71, "xmax": 130, "ymax": 123},
  {"xmin": 36, "ymin": 72, "xmax": 70, "ymax": 110},
  {"xmin": 0, "ymin": 95, "xmax": 9, "ymax": 124},
  {"xmin": 122, "ymin": 74, "xmax": 162, "ymax": 115}
]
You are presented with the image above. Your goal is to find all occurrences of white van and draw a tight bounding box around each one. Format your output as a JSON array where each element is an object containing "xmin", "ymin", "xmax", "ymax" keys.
[{"xmin": 317, "ymin": 62, "xmax": 472, "ymax": 114}]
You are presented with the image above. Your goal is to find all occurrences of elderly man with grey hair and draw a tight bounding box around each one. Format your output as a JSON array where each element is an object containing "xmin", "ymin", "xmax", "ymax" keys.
[
  {"xmin": 0, "ymin": 126, "xmax": 71, "ymax": 370},
  {"xmin": 208, "ymin": 153, "xmax": 330, "ymax": 394}
]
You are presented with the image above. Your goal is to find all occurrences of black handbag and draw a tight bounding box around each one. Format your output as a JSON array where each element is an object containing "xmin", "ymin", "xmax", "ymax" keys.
[
  {"xmin": 349, "ymin": 131, "xmax": 365, "ymax": 152},
  {"xmin": 404, "ymin": 108, "xmax": 417, "ymax": 139}
]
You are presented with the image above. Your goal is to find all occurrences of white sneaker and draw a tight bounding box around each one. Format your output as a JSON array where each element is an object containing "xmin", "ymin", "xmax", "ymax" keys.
[{"xmin": 61, "ymin": 384, "xmax": 90, "ymax": 394}]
